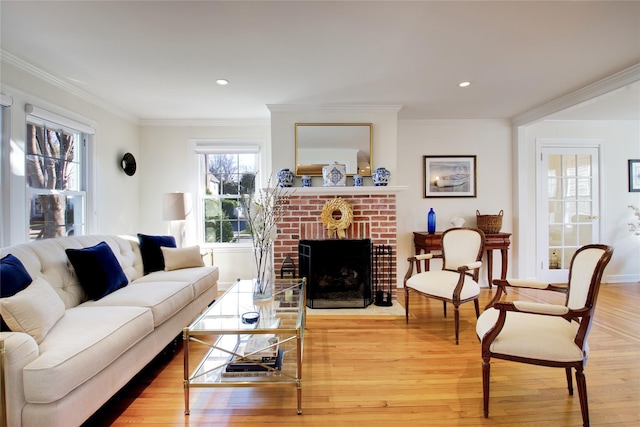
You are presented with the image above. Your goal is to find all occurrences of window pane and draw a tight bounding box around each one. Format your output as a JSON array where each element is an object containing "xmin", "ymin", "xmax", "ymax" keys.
[
  {"xmin": 576, "ymin": 178, "xmax": 591, "ymax": 199},
  {"xmin": 577, "ymin": 155, "xmax": 591, "ymax": 177},
  {"xmin": 563, "ymin": 155, "xmax": 576, "ymax": 176},
  {"xmin": 29, "ymin": 194, "xmax": 84, "ymax": 240},
  {"xmin": 200, "ymin": 150, "xmax": 257, "ymax": 243},
  {"xmin": 26, "ymin": 125, "xmax": 81, "ymax": 191}
]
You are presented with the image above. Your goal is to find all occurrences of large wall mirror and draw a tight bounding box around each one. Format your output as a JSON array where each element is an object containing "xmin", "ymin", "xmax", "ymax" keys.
[{"xmin": 295, "ymin": 123, "xmax": 373, "ymax": 176}]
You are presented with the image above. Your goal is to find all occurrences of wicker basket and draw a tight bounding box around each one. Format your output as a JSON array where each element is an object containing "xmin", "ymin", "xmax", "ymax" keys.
[{"xmin": 476, "ymin": 210, "xmax": 503, "ymax": 234}]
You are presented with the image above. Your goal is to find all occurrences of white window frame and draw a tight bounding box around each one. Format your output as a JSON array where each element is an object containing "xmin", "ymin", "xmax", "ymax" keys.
[
  {"xmin": 193, "ymin": 140, "xmax": 266, "ymax": 247},
  {"xmin": 0, "ymin": 94, "xmax": 12, "ymax": 247},
  {"xmin": 25, "ymin": 105, "xmax": 94, "ymax": 240}
]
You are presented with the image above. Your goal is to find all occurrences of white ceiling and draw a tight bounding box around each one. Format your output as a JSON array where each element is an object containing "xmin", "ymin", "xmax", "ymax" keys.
[{"xmin": 1, "ymin": 1, "xmax": 639, "ymax": 121}]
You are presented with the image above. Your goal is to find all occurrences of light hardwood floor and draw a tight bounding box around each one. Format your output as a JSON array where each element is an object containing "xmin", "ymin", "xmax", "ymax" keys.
[{"xmin": 83, "ymin": 283, "xmax": 640, "ymax": 426}]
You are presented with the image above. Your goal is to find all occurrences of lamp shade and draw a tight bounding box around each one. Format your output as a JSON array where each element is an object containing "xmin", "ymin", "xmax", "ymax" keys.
[{"xmin": 163, "ymin": 192, "xmax": 191, "ymax": 221}]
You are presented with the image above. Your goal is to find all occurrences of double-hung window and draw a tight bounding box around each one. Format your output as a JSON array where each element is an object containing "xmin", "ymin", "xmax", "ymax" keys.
[
  {"xmin": 196, "ymin": 144, "xmax": 259, "ymax": 244},
  {"xmin": 25, "ymin": 107, "xmax": 90, "ymax": 240}
]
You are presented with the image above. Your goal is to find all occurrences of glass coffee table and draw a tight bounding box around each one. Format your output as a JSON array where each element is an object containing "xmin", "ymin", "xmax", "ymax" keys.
[{"xmin": 183, "ymin": 278, "xmax": 306, "ymax": 415}]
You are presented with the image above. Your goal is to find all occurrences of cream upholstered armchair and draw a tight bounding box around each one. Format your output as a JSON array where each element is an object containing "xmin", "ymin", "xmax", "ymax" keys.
[
  {"xmin": 404, "ymin": 227, "xmax": 485, "ymax": 344},
  {"xmin": 476, "ymin": 244, "xmax": 613, "ymax": 427}
]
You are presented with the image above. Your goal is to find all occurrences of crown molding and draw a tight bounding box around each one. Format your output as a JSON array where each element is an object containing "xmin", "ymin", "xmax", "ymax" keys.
[
  {"xmin": 266, "ymin": 104, "xmax": 403, "ymax": 113},
  {"xmin": 399, "ymin": 118, "xmax": 510, "ymax": 125},
  {"xmin": 512, "ymin": 63, "xmax": 640, "ymax": 127},
  {"xmin": 139, "ymin": 118, "xmax": 270, "ymax": 127},
  {"xmin": 1, "ymin": 49, "xmax": 138, "ymax": 124}
]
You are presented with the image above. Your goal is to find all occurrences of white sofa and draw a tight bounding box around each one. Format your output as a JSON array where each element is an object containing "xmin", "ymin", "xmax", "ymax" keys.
[{"xmin": 0, "ymin": 235, "xmax": 219, "ymax": 427}]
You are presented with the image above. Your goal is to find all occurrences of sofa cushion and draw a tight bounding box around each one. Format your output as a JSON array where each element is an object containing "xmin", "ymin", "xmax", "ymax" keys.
[
  {"xmin": 161, "ymin": 245, "xmax": 204, "ymax": 271},
  {"xmin": 0, "ymin": 254, "xmax": 33, "ymax": 297},
  {"xmin": 137, "ymin": 234, "xmax": 176, "ymax": 274},
  {"xmin": 134, "ymin": 265, "xmax": 219, "ymax": 299},
  {"xmin": 23, "ymin": 305, "xmax": 153, "ymax": 404},
  {"xmin": 66, "ymin": 241, "xmax": 129, "ymax": 300},
  {"xmin": 80, "ymin": 281, "xmax": 194, "ymax": 327},
  {"xmin": 0, "ymin": 277, "xmax": 65, "ymax": 344}
]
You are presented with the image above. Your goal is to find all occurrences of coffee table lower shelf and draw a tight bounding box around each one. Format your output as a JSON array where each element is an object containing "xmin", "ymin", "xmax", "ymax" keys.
[{"xmin": 183, "ymin": 332, "xmax": 304, "ymax": 415}]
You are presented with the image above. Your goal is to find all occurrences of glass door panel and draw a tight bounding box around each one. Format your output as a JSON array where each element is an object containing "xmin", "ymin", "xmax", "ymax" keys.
[{"xmin": 537, "ymin": 144, "xmax": 600, "ymax": 282}]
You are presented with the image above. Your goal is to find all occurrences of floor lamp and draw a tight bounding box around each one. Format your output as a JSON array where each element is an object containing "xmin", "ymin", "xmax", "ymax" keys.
[{"xmin": 163, "ymin": 192, "xmax": 191, "ymax": 248}]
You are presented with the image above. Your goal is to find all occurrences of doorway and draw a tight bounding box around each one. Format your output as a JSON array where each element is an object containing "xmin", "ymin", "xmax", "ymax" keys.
[{"xmin": 536, "ymin": 140, "xmax": 602, "ymax": 282}]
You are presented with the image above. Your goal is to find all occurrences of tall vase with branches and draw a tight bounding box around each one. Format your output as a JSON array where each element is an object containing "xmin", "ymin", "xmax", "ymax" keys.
[{"xmin": 242, "ymin": 180, "xmax": 290, "ymax": 300}]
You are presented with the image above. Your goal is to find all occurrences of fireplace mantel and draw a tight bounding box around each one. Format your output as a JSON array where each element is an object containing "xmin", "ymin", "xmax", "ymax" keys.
[{"xmin": 278, "ymin": 185, "xmax": 408, "ymax": 196}]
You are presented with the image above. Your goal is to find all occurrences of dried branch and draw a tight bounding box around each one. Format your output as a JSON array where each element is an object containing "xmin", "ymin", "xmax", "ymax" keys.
[
  {"xmin": 242, "ymin": 177, "xmax": 291, "ymax": 293},
  {"xmin": 629, "ymin": 205, "xmax": 640, "ymax": 236}
]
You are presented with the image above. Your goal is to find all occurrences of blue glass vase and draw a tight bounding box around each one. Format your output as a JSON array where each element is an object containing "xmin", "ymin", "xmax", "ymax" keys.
[{"xmin": 427, "ymin": 208, "xmax": 436, "ymax": 234}]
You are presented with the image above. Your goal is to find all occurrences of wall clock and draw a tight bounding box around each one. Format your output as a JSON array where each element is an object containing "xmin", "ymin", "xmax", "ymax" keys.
[{"xmin": 121, "ymin": 153, "xmax": 137, "ymax": 176}]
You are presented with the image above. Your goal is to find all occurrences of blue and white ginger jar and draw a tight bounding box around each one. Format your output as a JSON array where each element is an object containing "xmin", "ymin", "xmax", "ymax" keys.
[
  {"xmin": 372, "ymin": 167, "xmax": 390, "ymax": 186},
  {"xmin": 301, "ymin": 175, "xmax": 312, "ymax": 187},
  {"xmin": 322, "ymin": 162, "xmax": 347, "ymax": 187},
  {"xmin": 277, "ymin": 168, "xmax": 295, "ymax": 188},
  {"xmin": 353, "ymin": 174, "xmax": 363, "ymax": 187}
]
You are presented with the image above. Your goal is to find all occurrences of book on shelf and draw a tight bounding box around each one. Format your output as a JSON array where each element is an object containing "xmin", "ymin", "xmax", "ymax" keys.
[
  {"xmin": 242, "ymin": 331, "xmax": 280, "ymax": 361},
  {"xmin": 221, "ymin": 349, "xmax": 284, "ymax": 378},
  {"xmin": 226, "ymin": 349, "xmax": 284, "ymax": 372}
]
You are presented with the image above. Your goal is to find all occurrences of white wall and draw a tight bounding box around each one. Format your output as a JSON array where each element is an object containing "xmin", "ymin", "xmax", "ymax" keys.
[
  {"xmin": 1, "ymin": 60, "xmax": 140, "ymax": 246},
  {"xmin": 396, "ymin": 120, "xmax": 513, "ymax": 287},
  {"xmin": 138, "ymin": 122, "xmax": 270, "ymax": 287},
  {"xmin": 518, "ymin": 119, "xmax": 640, "ymax": 283}
]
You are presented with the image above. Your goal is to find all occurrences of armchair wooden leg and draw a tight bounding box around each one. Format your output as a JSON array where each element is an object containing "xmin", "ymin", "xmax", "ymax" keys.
[
  {"xmin": 575, "ymin": 367, "xmax": 590, "ymax": 427},
  {"xmin": 443, "ymin": 300, "xmax": 447, "ymax": 318},
  {"xmin": 565, "ymin": 367, "xmax": 574, "ymax": 395},
  {"xmin": 482, "ymin": 359, "xmax": 490, "ymax": 418},
  {"xmin": 405, "ymin": 288, "xmax": 410, "ymax": 324},
  {"xmin": 474, "ymin": 299, "xmax": 480, "ymax": 318},
  {"xmin": 454, "ymin": 305, "xmax": 460, "ymax": 345}
]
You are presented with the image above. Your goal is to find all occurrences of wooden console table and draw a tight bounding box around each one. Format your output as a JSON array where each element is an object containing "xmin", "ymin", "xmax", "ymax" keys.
[{"xmin": 412, "ymin": 231, "xmax": 511, "ymax": 288}]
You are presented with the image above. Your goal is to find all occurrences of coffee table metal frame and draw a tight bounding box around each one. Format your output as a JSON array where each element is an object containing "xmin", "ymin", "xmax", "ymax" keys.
[{"xmin": 183, "ymin": 278, "xmax": 306, "ymax": 415}]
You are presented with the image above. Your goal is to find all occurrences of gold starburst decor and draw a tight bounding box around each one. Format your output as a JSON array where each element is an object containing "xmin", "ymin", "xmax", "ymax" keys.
[{"xmin": 321, "ymin": 198, "xmax": 353, "ymax": 238}]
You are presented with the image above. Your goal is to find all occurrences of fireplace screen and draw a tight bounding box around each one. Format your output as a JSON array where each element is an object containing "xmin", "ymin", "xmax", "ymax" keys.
[{"xmin": 299, "ymin": 239, "xmax": 372, "ymax": 309}]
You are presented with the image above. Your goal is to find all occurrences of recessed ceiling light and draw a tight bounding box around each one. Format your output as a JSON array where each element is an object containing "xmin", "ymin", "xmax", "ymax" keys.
[
  {"xmin": 216, "ymin": 79, "xmax": 229, "ymax": 85},
  {"xmin": 459, "ymin": 81, "xmax": 471, "ymax": 88}
]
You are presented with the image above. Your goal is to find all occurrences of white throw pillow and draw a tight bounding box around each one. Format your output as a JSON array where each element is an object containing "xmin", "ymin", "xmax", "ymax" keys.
[
  {"xmin": 0, "ymin": 277, "xmax": 65, "ymax": 344},
  {"xmin": 161, "ymin": 245, "xmax": 205, "ymax": 271}
]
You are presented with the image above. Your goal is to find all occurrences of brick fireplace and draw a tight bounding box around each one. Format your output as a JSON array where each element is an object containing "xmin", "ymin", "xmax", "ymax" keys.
[{"xmin": 273, "ymin": 187, "xmax": 401, "ymax": 301}]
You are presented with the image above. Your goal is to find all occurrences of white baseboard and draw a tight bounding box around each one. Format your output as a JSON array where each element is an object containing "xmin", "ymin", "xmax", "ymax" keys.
[{"xmin": 604, "ymin": 274, "xmax": 640, "ymax": 284}]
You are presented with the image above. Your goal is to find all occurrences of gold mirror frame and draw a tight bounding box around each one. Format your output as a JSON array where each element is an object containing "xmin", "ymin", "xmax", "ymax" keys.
[{"xmin": 295, "ymin": 123, "xmax": 373, "ymax": 176}]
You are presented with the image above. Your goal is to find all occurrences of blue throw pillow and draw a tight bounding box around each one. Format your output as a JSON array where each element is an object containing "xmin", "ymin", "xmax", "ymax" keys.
[
  {"xmin": 66, "ymin": 241, "xmax": 128, "ymax": 300},
  {"xmin": 1, "ymin": 254, "xmax": 33, "ymax": 297},
  {"xmin": 137, "ymin": 234, "xmax": 176, "ymax": 274}
]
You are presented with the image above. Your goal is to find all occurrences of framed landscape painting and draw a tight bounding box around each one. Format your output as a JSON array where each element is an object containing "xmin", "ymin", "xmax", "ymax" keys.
[
  {"xmin": 629, "ymin": 159, "xmax": 640, "ymax": 192},
  {"xmin": 424, "ymin": 155, "xmax": 477, "ymax": 198}
]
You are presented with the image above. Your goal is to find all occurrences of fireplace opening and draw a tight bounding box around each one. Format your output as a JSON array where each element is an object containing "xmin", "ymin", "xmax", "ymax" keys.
[{"xmin": 299, "ymin": 239, "xmax": 372, "ymax": 309}]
